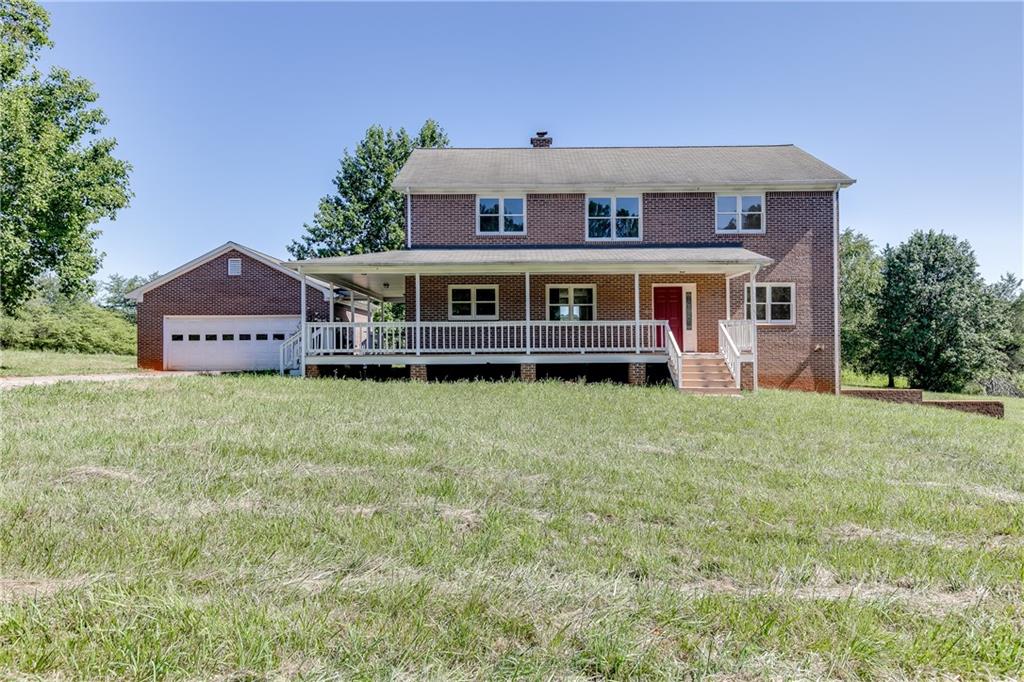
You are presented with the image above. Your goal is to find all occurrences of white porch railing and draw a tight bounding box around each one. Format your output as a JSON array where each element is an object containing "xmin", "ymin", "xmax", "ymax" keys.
[
  {"xmin": 279, "ymin": 330, "xmax": 303, "ymax": 374},
  {"xmin": 663, "ymin": 322, "xmax": 683, "ymax": 388},
  {"xmin": 304, "ymin": 320, "xmax": 669, "ymax": 356},
  {"xmin": 718, "ymin": 319, "xmax": 757, "ymax": 389}
]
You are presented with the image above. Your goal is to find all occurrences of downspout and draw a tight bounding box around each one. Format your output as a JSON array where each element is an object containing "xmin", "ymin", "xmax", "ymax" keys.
[
  {"xmin": 832, "ymin": 184, "xmax": 841, "ymax": 395},
  {"xmin": 405, "ymin": 187, "xmax": 412, "ymax": 249}
]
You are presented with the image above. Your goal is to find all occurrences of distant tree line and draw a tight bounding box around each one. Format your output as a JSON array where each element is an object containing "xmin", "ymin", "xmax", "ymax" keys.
[{"xmin": 840, "ymin": 229, "xmax": 1022, "ymax": 394}]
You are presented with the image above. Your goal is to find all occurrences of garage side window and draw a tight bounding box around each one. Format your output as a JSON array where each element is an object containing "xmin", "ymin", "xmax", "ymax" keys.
[{"xmin": 227, "ymin": 258, "xmax": 242, "ymax": 276}]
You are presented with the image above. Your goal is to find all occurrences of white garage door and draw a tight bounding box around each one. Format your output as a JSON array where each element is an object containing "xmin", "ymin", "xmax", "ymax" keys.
[{"xmin": 164, "ymin": 316, "xmax": 300, "ymax": 371}]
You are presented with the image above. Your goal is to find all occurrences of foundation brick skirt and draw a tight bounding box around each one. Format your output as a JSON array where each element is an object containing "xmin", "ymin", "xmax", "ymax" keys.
[
  {"xmin": 520, "ymin": 363, "xmax": 537, "ymax": 382},
  {"xmin": 409, "ymin": 364, "xmax": 428, "ymax": 382},
  {"xmin": 627, "ymin": 362, "xmax": 646, "ymax": 385},
  {"xmin": 740, "ymin": 362, "xmax": 753, "ymax": 391}
]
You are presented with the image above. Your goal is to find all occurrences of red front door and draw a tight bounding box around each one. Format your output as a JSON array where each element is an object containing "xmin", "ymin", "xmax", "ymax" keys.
[{"xmin": 654, "ymin": 287, "xmax": 684, "ymax": 349}]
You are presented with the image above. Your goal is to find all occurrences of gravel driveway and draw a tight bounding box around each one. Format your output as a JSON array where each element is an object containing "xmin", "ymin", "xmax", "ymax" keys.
[{"xmin": 0, "ymin": 372, "xmax": 208, "ymax": 391}]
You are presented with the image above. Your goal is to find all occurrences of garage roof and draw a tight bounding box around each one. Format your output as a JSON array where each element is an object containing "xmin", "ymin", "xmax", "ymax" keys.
[{"xmin": 127, "ymin": 242, "xmax": 336, "ymax": 301}]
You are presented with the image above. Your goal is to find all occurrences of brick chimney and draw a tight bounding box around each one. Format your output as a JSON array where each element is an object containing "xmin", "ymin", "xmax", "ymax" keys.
[{"xmin": 530, "ymin": 131, "xmax": 552, "ymax": 148}]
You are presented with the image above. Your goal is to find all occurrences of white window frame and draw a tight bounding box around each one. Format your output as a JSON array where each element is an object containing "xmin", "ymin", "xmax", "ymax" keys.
[
  {"xmin": 476, "ymin": 195, "xmax": 527, "ymax": 235},
  {"xmin": 744, "ymin": 283, "xmax": 795, "ymax": 325},
  {"xmin": 584, "ymin": 195, "xmax": 642, "ymax": 242},
  {"xmin": 715, "ymin": 193, "xmax": 766, "ymax": 234},
  {"xmin": 447, "ymin": 285, "xmax": 499, "ymax": 320},
  {"xmin": 545, "ymin": 284, "xmax": 597, "ymax": 321},
  {"xmin": 227, "ymin": 258, "xmax": 242, "ymax": 276}
]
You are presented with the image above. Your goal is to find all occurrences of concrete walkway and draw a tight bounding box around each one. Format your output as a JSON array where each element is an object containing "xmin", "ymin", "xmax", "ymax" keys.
[{"xmin": 0, "ymin": 371, "xmax": 208, "ymax": 391}]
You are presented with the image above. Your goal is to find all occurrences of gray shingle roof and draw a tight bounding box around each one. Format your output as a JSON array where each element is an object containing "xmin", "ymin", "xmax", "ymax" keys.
[
  {"xmin": 288, "ymin": 246, "xmax": 772, "ymax": 271},
  {"xmin": 393, "ymin": 145, "xmax": 854, "ymax": 191}
]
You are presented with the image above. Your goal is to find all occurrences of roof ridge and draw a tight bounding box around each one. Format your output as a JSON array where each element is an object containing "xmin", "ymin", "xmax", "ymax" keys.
[{"xmin": 413, "ymin": 144, "xmax": 796, "ymax": 151}]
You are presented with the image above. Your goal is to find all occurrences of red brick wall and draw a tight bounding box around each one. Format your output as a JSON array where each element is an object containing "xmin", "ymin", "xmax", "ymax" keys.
[
  {"xmin": 722, "ymin": 192, "xmax": 837, "ymax": 393},
  {"xmin": 410, "ymin": 194, "xmax": 588, "ymax": 246},
  {"xmin": 136, "ymin": 249, "xmax": 330, "ymax": 370},
  {"xmin": 405, "ymin": 189, "xmax": 838, "ymax": 393}
]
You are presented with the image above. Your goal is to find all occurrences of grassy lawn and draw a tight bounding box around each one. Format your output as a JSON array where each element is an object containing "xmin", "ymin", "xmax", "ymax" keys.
[
  {"xmin": 1, "ymin": 377, "xmax": 1022, "ymax": 679},
  {"xmin": 0, "ymin": 349, "xmax": 138, "ymax": 377}
]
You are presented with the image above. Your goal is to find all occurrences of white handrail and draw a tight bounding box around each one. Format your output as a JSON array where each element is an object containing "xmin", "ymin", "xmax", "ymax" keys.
[
  {"xmin": 278, "ymin": 330, "xmax": 303, "ymax": 375},
  {"xmin": 662, "ymin": 322, "xmax": 683, "ymax": 388},
  {"xmin": 719, "ymin": 319, "xmax": 755, "ymax": 352},
  {"xmin": 718, "ymin": 319, "xmax": 756, "ymax": 389}
]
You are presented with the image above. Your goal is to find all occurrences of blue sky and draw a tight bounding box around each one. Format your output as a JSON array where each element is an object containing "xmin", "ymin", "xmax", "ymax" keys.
[{"xmin": 44, "ymin": 1, "xmax": 1023, "ymax": 282}]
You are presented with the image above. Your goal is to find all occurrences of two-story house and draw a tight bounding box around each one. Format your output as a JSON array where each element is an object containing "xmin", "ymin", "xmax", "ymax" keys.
[{"xmin": 282, "ymin": 133, "xmax": 854, "ymax": 393}]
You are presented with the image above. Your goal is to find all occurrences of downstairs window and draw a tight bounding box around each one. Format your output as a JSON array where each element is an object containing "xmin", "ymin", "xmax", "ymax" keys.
[
  {"xmin": 744, "ymin": 283, "xmax": 794, "ymax": 324},
  {"xmin": 448, "ymin": 285, "xmax": 499, "ymax": 320},
  {"xmin": 547, "ymin": 285, "xmax": 596, "ymax": 321}
]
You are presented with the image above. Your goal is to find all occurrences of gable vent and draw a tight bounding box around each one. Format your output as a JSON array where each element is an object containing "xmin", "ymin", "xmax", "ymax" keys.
[{"xmin": 227, "ymin": 258, "xmax": 242, "ymax": 276}]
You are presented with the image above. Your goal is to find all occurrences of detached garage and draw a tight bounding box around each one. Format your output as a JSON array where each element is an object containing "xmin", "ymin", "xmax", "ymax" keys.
[{"xmin": 129, "ymin": 242, "xmax": 342, "ymax": 371}]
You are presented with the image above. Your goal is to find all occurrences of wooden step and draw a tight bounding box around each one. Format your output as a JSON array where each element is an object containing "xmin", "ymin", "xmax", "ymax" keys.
[
  {"xmin": 681, "ymin": 386, "xmax": 742, "ymax": 396},
  {"xmin": 681, "ymin": 368, "xmax": 732, "ymax": 377},
  {"xmin": 684, "ymin": 378, "xmax": 741, "ymax": 385}
]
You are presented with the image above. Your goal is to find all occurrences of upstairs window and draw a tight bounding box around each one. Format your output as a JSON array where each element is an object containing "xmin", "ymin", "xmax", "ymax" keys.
[
  {"xmin": 227, "ymin": 258, "xmax": 242, "ymax": 276},
  {"xmin": 744, "ymin": 283, "xmax": 794, "ymax": 324},
  {"xmin": 448, "ymin": 285, "xmax": 499, "ymax": 320},
  {"xmin": 477, "ymin": 197, "xmax": 525, "ymax": 234},
  {"xmin": 716, "ymin": 194, "xmax": 765, "ymax": 233},
  {"xmin": 587, "ymin": 196, "xmax": 641, "ymax": 240},
  {"xmin": 547, "ymin": 285, "xmax": 596, "ymax": 321}
]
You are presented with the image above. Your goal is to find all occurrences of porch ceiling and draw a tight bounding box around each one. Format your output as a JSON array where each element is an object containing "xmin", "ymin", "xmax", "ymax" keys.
[{"xmin": 285, "ymin": 246, "xmax": 771, "ymax": 298}]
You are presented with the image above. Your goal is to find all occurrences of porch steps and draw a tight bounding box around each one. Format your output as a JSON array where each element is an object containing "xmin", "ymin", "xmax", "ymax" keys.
[{"xmin": 679, "ymin": 355, "xmax": 740, "ymax": 396}]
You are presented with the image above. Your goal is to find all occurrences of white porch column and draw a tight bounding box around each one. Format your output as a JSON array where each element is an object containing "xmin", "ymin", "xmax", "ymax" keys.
[
  {"xmin": 349, "ymin": 292, "xmax": 355, "ymax": 322},
  {"xmin": 750, "ymin": 266, "xmax": 759, "ymax": 390},
  {"xmin": 299, "ymin": 267, "xmax": 307, "ymax": 377},
  {"xmin": 633, "ymin": 272, "xmax": 641, "ymax": 353},
  {"xmin": 328, "ymin": 289, "xmax": 334, "ymax": 323},
  {"xmin": 367, "ymin": 296, "xmax": 374, "ymax": 350},
  {"xmin": 524, "ymin": 272, "xmax": 531, "ymax": 355},
  {"xmin": 415, "ymin": 273, "xmax": 421, "ymax": 356},
  {"xmin": 725, "ymin": 277, "xmax": 731, "ymax": 320}
]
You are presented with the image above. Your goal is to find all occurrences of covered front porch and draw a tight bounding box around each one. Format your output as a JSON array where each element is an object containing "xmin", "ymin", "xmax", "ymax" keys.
[{"xmin": 282, "ymin": 247, "xmax": 770, "ymax": 391}]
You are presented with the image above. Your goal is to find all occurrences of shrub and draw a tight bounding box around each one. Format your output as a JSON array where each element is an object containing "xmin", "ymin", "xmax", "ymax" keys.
[{"xmin": 0, "ymin": 300, "xmax": 135, "ymax": 355}]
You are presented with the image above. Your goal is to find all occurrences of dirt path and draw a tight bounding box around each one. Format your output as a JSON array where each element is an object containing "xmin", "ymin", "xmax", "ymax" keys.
[{"xmin": 0, "ymin": 371, "xmax": 208, "ymax": 391}]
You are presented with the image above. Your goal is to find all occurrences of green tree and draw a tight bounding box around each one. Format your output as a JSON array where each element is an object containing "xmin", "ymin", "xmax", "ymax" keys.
[
  {"xmin": 288, "ymin": 120, "xmax": 448, "ymax": 259},
  {"xmin": 988, "ymin": 272, "xmax": 1024, "ymax": 374},
  {"xmin": 838, "ymin": 228, "xmax": 882, "ymax": 372},
  {"xmin": 872, "ymin": 230, "xmax": 1003, "ymax": 391},
  {"xmin": 97, "ymin": 271, "xmax": 159, "ymax": 324},
  {"xmin": 0, "ymin": 0, "xmax": 132, "ymax": 314}
]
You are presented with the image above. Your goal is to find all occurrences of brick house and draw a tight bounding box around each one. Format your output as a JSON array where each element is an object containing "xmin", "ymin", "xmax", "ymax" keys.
[
  {"xmin": 128, "ymin": 242, "xmax": 366, "ymax": 371},
  {"xmin": 282, "ymin": 135, "xmax": 854, "ymax": 393}
]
